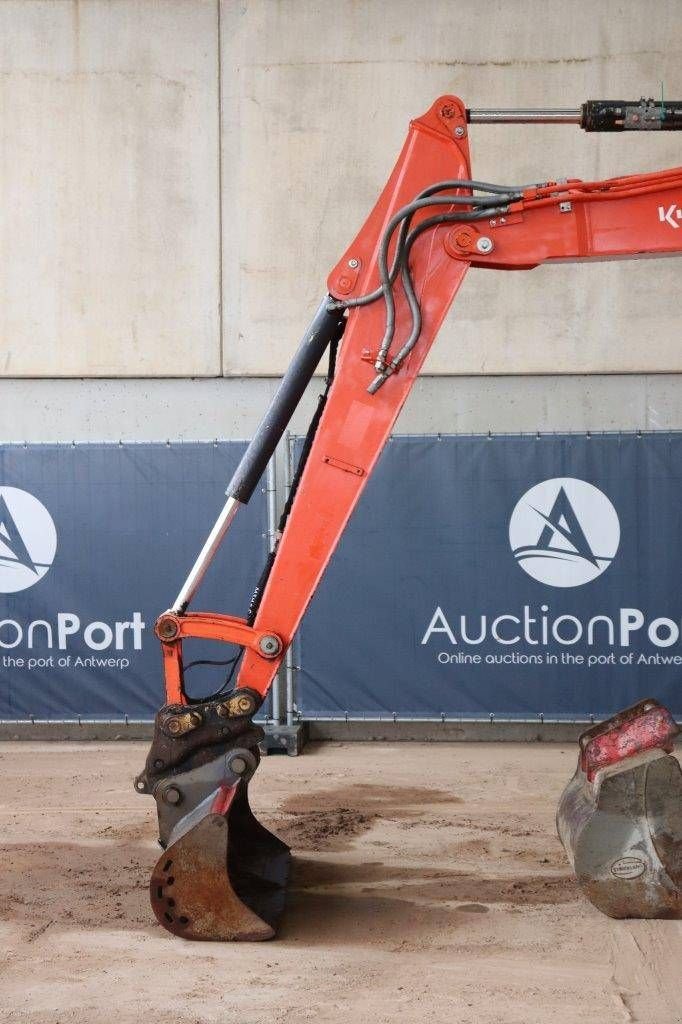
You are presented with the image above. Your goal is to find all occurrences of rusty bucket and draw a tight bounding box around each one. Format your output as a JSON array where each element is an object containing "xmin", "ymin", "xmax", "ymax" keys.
[
  {"xmin": 557, "ymin": 698, "xmax": 682, "ymax": 918},
  {"xmin": 149, "ymin": 776, "xmax": 290, "ymax": 940},
  {"xmin": 136, "ymin": 708, "xmax": 290, "ymax": 941}
]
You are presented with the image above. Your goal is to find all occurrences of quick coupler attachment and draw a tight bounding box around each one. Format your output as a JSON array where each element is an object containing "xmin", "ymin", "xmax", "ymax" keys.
[
  {"xmin": 557, "ymin": 698, "xmax": 682, "ymax": 918},
  {"xmin": 135, "ymin": 691, "xmax": 290, "ymax": 941}
]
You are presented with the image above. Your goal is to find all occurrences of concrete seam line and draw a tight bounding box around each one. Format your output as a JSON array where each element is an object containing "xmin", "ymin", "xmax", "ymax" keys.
[{"xmin": 217, "ymin": 0, "xmax": 224, "ymax": 378}]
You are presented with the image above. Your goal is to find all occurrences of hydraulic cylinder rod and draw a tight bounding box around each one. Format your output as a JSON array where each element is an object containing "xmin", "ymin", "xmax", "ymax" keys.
[
  {"xmin": 468, "ymin": 108, "xmax": 580, "ymax": 124},
  {"xmin": 172, "ymin": 495, "xmax": 241, "ymax": 612},
  {"xmin": 172, "ymin": 297, "xmax": 346, "ymax": 612},
  {"xmin": 468, "ymin": 99, "xmax": 682, "ymax": 131}
]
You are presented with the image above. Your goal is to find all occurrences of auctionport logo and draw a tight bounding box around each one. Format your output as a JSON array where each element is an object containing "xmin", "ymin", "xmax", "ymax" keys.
[
  {"xmin": 0, "ymin": 487, "xmax": 57, "ymax": 594},
  {"xmin": 509, "ymin": 477, "xmax": 620, "ymax": 588}
]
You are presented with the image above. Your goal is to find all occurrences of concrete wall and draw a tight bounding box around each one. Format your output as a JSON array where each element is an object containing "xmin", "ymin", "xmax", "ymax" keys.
[
  {"xmin": 1, "ymin": 374, "xmax": 681, "ymax": 443},
  {"xmin": 0, "ymin": 0, "xmax": 220, "ymax": 377},
  {"xmin": 221, "ymin": 0, "xmax": 682, "ymax": 377},
  {"xmin": 0, "ymin": 0, "xmax": 680, "ymax": 382}
]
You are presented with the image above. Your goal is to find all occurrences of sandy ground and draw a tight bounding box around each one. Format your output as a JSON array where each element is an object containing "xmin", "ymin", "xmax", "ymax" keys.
[{"xmin": 1, "ymin": 741, "xmax": 681, "ymax": 1024}]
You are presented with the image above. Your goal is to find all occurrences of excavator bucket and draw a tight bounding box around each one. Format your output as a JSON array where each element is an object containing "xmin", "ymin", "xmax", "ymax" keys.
[
  {"xmin": 557, "ymin": 698, "xmax": 682, "ymax": 918},
  {"xmin": 150, "ymin": 779, "xmax": 290, "ymax": 941},
  {"xmin": 136, "ymin": 705, "xmax": 290, "ymax": 941}
]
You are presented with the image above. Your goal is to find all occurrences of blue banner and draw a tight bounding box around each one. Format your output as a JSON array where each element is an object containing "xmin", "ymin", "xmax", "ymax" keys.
[
  {"xmin": 295, "ymin": 433, "xmax": 682, "ymax": 719},
  {"xmin": 0, "ymin": 444, "xmax": 267, "ymax": 718}
]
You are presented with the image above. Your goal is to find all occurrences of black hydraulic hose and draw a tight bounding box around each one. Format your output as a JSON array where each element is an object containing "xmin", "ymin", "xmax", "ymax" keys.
[
  {"xmin": 387, "ymin": 206, "xmax": 506, "ymax": 372},
  {"xmin": 373, "ymin": 194, "xmax": 518, "ymax": 370},
  {"xmin": 366, "ymin": 206, "xmax": 507, "ymax": 392},
  {"xmin": 327, "ymin": 179, "xmax": 524, "ymax": 314},
  {"xmin": 328, "ymin": 180, "xmax": 526, "ymax": 383},
  {"xmin": 372, "ymin": 185, "xmax": 525, "ymax": 358}
]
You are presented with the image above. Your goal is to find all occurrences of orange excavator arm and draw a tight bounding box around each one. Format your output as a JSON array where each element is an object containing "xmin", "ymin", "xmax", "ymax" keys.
[
  {"xmin": 137, "ymin": 94, "xmax": 682, "ymax": 942},
  {"xmin": 156, "ymin": 94, "xmax": 682, "ymax": 706}
]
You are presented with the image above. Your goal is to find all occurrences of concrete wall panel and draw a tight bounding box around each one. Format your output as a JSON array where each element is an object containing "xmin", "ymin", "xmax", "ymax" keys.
[
  {"xmin": 221, "ymin": 0, "xmax": 682, "ymax": 376},
  {"xmin": 0, "ymin": 374, "xmax": 680, "ymax": 442},
  {"xmin": 0, "ymin": 0, "xmax": 220, "ymax": 376}
]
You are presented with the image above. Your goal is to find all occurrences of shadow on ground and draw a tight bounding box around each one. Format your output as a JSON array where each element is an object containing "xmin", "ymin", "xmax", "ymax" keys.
[{"xmin": 2, "ymin": 781, "xmax": 577, "ymax": 946}]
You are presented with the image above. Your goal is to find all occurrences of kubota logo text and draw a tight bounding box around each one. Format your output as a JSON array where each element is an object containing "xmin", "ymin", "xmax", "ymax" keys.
[
  {"xmin": 508, "ymin": 478, "xmax": 620, "ymax": 587},
  {"xmin": 0, "ymin": 487, "xmax": 57, "ymax": 594},
  {"xmin": 658, "ymin": 204, "xmax": 682, "ymax": 228}
]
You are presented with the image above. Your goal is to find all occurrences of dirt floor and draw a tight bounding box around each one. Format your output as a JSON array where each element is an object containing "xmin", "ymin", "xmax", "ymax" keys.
[{"xmin": 1, "ymin": 741, "xmax": 681, "ymax": 1024}]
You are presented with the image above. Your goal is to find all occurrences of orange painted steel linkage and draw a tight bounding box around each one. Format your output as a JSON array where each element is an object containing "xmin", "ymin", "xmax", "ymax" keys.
[
  {"xmin": 235, "ymin": 95, "xmax": 682, "ymax": 698},
  {"xmin": 157, "ymin": 94, "xmax": 682, "ymax": 705},
  {"xmin": 236, "ymin": 96, "xmax": 477, "ymax": 697},
  {"xmin": 143, "ymin": 93, "xmax": 682, "ymax": 946},
  {"xmin": 156, "ymin": 610, "xmax": 282, "ymax": 705}
]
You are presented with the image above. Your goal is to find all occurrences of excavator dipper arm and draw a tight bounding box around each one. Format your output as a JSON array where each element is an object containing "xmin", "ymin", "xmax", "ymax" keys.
[{"xmin": 136, "ymin": 94, "xmax": 682, "ymax": 940}]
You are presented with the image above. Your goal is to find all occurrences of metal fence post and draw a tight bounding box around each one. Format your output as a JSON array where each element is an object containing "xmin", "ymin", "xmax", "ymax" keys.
[
  {"xmin": 265, "ymin": 454, "xmax": 283, "ymax": 725},
  {"xmin": 284, "ymin": 433, "xmax": 296, "ymax": 727}
]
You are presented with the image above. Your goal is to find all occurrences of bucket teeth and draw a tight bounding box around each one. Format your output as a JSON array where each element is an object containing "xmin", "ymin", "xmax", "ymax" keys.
[{"xmin": 150, "ymin": 780, "xmax": 290, "ymax": 941}]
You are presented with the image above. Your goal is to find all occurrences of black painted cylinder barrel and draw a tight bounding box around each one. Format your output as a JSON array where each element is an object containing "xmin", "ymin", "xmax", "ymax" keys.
[{"xmin": 225, "ymin": 297, "xmax": 346, "ymax": 504}]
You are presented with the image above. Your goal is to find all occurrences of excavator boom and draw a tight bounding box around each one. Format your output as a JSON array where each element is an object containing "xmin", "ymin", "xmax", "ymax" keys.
[{"xmin": 136, "ymin": 94, "xmax": 682, "ymax": 940}]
